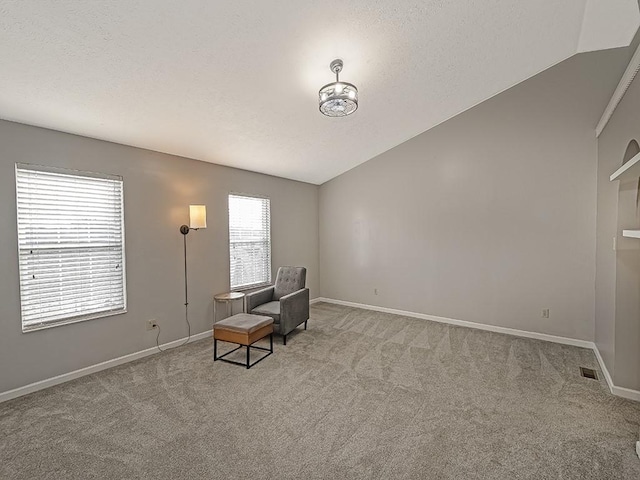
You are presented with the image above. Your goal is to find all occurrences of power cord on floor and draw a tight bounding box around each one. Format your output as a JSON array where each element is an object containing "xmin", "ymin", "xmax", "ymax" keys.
[
  {"xmin": 154, "ymin": 308, "xmax": 192, "ymax": 353},
  {"xmin": 155, "ymin": 324, "xmax": 166, "ymax": 352}
]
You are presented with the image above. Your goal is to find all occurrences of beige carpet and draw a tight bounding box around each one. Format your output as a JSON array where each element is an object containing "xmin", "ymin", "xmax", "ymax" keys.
[{"xmin": 1, "ymin": 302, "xmax": 639, "ymax": 479}]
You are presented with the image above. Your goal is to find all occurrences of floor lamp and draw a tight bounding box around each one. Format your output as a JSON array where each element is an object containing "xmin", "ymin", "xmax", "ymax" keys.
[{"xmin": 178, "ymin": 205, "xmax": 207, "ymax": 346}]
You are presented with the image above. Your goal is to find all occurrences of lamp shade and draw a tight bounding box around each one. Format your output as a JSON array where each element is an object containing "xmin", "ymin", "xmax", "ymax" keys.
[{"xmin": 189, "ymin": 205, "xmax": 207, "ymax": 229}]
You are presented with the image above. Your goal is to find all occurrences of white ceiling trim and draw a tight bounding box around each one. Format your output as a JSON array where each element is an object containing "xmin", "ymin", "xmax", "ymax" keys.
[{"xmin": 596, "ymin": 42, "xmax": 640, "ymax": 137}]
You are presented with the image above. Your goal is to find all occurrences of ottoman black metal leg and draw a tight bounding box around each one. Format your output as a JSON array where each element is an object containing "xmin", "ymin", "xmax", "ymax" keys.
[
  {"xmin": 283, "ymin": 334, "xmax": 287, "ymax": 345},
  {"xmin": 304, "ymin": 320, "xmax": 308, "ymax": 330},
  {"xmin": 213, "ymin": 314, "xmax": 274, "ymax": 368}
]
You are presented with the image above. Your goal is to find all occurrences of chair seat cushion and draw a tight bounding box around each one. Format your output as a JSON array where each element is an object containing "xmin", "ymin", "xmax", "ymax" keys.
[
  {"xmin": 251, "ymin": 301, "xmax": 280, "ymax": 323},
  {"xmin": 214, "ymin": 313, "xmax": 273, "ymax": 334}
]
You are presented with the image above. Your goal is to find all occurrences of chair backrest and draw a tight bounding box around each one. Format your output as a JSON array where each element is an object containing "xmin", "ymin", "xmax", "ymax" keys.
[{"xmin": 273, "ymin": 266, "xmax": 307, "ymax": 300}]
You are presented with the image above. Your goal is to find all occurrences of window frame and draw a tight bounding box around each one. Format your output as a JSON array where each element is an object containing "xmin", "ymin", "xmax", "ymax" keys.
[
  {"xmin": 228, "ymin": 192, "xmax": 272, "ymax": 291},
  {"xmin": 15, "ymin": 163, "xmax": 127, "ymax": 333}
]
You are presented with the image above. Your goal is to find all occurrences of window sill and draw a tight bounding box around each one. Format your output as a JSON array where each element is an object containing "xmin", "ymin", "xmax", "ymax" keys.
[
  {"xmin": 232, "ymin": 282, "xmax": 272, "ymax": 293},
  {"xmin": 22, "ymin": 308, "xmax": 127, "ymax": 333}
]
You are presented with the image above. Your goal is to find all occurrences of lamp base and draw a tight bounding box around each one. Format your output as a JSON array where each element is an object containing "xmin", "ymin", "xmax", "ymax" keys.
[{"xmin": 179, "ymin": 225, "xmax": 190, "ymax": 235}]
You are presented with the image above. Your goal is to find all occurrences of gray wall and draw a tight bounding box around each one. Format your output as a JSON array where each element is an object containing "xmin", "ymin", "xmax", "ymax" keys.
[
  {"xmin": 320, "ymin": 48, "xmax": 630, "ymax": 341},
  {"xmin": 0, "ymin": 120, "xmax": 319, "ymax": 393},
  {"xmin": 596, "ymin": 69, "xmax": 640, "ymax": 391}
]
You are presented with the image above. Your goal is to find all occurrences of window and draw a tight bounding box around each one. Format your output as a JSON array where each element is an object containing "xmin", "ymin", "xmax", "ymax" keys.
[
  {"xmin": 228, "ymin": 194, "xmax": 271, "ymax": 290},
  {"xmin": 15, "ymin": 164, "xmax": 126, "ymax": 332}
]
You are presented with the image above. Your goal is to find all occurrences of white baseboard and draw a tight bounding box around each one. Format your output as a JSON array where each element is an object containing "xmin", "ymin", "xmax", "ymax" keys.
[
  {"xmin": 0, "ymin": 330, "xmax": 211, "ymax": 404},
  {"xmin": 611, "ymin": 385, "xmax": 640, "ymax": 402},
  {"xmin": 314, "ymin": 297, "xmax": 593, "ymax": 348},
  {"xmin": 5, "ymin": 299, "xmax": 640, "ymax": 404},
  {"xmin": 315, "ymin": 297, "xmax": 640, "ymax": 402},
  {"xmin": 591, "ymin": 343, "xmax": 616, "ymax": 394},
  {"xmin": 1, "ymin": 301, "xmax": 324, "ymax": 403},
  {"xmin": 582, "ymin": 342, "xmax": 640, "ymax": 402}
]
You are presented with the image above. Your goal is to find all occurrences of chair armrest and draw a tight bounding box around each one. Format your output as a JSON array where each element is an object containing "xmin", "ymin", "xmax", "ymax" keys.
[
  {"xmin": 280, "ymin": 288, "xmax": 309, "ymax": 334},
  {"xmin": 245, "ymin": 286, "xmax": 274, "ymax": 312}
]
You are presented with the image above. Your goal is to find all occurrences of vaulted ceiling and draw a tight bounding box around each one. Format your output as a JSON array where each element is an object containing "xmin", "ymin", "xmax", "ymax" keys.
[{"xmin": 0, "ymin": 1, "xmax": 638, "ymax": 184}]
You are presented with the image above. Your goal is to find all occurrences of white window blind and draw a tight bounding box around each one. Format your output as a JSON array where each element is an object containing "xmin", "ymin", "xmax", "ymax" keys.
[
  {"xmin": 15, "ymin": 164, "xmax": 126, "ymax": 332},
  {"xmin": 229, "ymin": 194, "xmax": 271, "ymax": 289}
]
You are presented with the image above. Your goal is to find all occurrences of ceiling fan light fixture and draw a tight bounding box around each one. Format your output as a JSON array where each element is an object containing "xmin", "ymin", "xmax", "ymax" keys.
[{"xmin": 319, "ymin": 59, "xmax": 358, "ymax": 117}]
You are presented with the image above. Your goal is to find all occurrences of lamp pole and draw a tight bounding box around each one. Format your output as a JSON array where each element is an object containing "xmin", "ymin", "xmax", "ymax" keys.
[{"xmin": 179, "ymin": 224, "xmax": 192, "ymax": 345}]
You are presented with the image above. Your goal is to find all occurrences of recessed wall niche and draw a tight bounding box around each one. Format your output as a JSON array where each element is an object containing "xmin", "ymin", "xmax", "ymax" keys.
[
  {"xmin": 617, "ymin": 139, "xmax": 640, "ymax": 237},
  {"xmin": 613, "ymin": 139, "xmax": 640, "ymax": 390}
]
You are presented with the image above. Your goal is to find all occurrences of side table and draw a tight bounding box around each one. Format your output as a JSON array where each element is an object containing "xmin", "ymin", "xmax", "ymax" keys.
[{"xmin": 213, "ymin": 291, "xmax": 245, "ymax": 322}]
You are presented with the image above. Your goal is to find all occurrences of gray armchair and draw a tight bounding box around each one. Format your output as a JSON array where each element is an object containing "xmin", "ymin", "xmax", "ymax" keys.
[{"xmin": 246, "ymin": 266, "xmax": 309, "ymax": 345}]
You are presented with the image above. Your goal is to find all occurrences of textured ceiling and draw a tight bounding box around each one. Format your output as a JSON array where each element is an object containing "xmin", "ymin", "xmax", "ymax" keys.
[{"xmin": 0, "ymin": 1, "xmax": 638, "ymax": 184}]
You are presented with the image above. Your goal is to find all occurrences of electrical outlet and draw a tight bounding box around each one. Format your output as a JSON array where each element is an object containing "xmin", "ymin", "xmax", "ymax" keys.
[
  {"xmin": 374, "ymin": 288, "xmax": 378, "ymax": 295},
  {"xmin": 146, "ymin": 319, "xmax": 158, "ymax": 331},
  {"xmin": 542, "ymin": 309, "xmax": 550, "ymax": 319}
]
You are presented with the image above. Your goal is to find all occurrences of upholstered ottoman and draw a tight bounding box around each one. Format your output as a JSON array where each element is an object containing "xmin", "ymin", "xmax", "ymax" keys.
[{"xmin": 213, "ymin": 313, "xmax": 274, "ymax": 369}]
